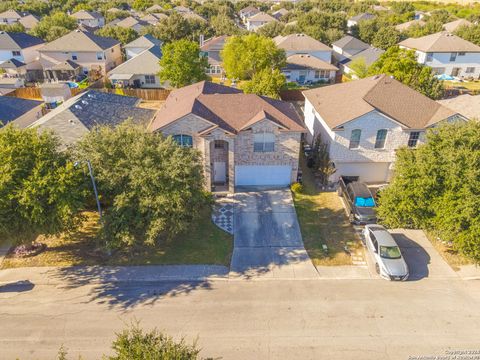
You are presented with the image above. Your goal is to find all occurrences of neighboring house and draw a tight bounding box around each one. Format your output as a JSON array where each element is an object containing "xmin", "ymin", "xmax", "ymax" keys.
[
  {"xmin": 332, "ymin": 35, "xmax": 370, "ymax": 58},
  {"xmin": 149, "ymin": 81, "xmax": 305, "ymax": 192},
  {"xmin": 71, "ymin": 10, "xmax": 105, "ymax": 28},
  {"xmin": 0, "ymin": 9, "xmax": 24, "ymax": 24},
  {"xmin": 274, "ymin": 33, "xmax": 337, "ymax": 83},
  {"xmin": 115, "ymin": 16, "xmax": 148, "ymax": 33},
  {"xmin": 140, "ymin": 13, "xmax": 167, "ymax": 26},
  {"xmin": 340, "ymin": 47, "xmax": 385, "ymax": 79},
  {"xmin": 399, "ymin": 32, "xmax": 480, "ymax": 79},
  {"xmin": 18, "ymin": 14, "xmax": 39, "ymax": 31},
  {"xmin": 174, "ymin": 6, "xmax": 193, "ymax": 14},
  {"xmin": 414, "ymin": 11, "xmax": 427, "ymax": 20},
  {"xmin": 438, "ymin": 94, "xmax": 480, "ymax": 120},
  {"xmin": 246, "ymin": 12, "xmax": 277, "ymax": 31},
  {"xmin": 181, "ymin": 12, "xmax": 206, "ymax": 22},
  {"xmin": 0, "ymin": 31, "xmax": 44, "ymax": 80},
  {"xmin": 283, "ymin": 54, "xmax": 338, "ymax": 83},
  {"xmin": 0, "ymin": 96, "xmax": 43, "ymax": 128},
  {"xmin": 239, "ymin": 6, "xmax": 260, "ymax": 23},
  {"xmin": 272, "ymin": 8, "xmax": 289, "ymax": 20},
  {"xmin": 395, "ymin": 19, "xmax": 426, "ymax": 32},
  {"xmin": 39, "ymin": 82, "xmax": 72, "ymax": 105},
  {"xmin": 372, "ymin": 5, "xmax": 389, "ymax": 11},
  {"xmin": 443, "ymin": 19, "xmax": 473, "ymax": 33},
  {"xmin": 146, "ymin": 4, "xmax": 164, "ymax": 12},
  {"xmin": 124, "ymin": 34, "xmax": 162, "ymax": 60},
  {"xmin": 200, "ymin": 35, "xmax": 228, "ymax": 77},
  {"xmin": 38, "ymin": 30, "xmax": 122, "ymax": 79},
  {"xmin": 108, "ymin": 46, "xmax": 163, "ymax": 88},
  {"xmin": 347, "ymin": 13, "xmax": 375, "ymax": 28},
  {"xmin": 302, "ymin": 74, "xmax": 463, "ymax": 183},
  {"xmin": 0, "ymin": 58, "xmax": 27, "ymax": 81},
  {"xmin": 30, "ymin": 90, "xmax": 156, "ymax": 147}
]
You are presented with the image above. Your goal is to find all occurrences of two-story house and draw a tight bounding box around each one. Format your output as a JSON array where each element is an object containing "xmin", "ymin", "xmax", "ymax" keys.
[
  {"xmin": 200, "ymin": 35, "xmax": 228, "ymax": 77},
  {"xmin": 124, "ymin": 34, "xmax": 162, "ymax": 60},
  {"xmin": 38, "ymin": 30, "xmax": 122, "ymax": 80},
  {"xmin": 399, "ymin": 32, "xmax": 480, "ymax": 79},
  {"xmin": 0, "ymin": 9, "xmax": 24, "ymax": 24},
  {"xmin": 149, "ymin": 81, "xmax": 305, "ymax": 192},
  {"xmin": 71, "ymin": 10, "xmax": 105, "ymax": 28},
  {"xmin": 274, "ymin": 34, "xmax": 338, "ymax": 83},
  {"xmin": 246, "ymin": 12, "xmax": 277, "ymax": 31},
  {"xmin": 347, "ymin": 13, "xmax": 376, "ymax": 28},
  {"xmin": 0, "ymin": 31, "xmax": 44, "ymax": 81},
  {"xmin": 239, "ymin": 6, "xmax": 260, "ymax": 23},
  {"xmin": 303, "ymin": 74, "xmax": 463, "ymax": 184}
]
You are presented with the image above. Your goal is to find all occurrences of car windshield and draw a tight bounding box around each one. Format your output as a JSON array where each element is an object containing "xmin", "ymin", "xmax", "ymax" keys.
[
  {"xmin": 354, "ymin": 197, "xmax": 375, "ymax": 207},
  {"xmin": 380, "ymin": 246, "xmax": 402, "ymax": 259}
]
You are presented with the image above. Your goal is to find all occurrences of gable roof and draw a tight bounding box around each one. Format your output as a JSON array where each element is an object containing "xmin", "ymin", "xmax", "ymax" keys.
[
  {"xmin": 399, "ymin": 31, "xmax": 480, "ymax": 52},
  {"xmin": 18, "ymin": 14, "xmax": 40, "ymax": 29},
  {"xmin": 303, "ymin": 74, "xmax": 458, "ymax": 130},
  {"xmin": 0, "ymin": 96, "xmax": 42, "ymax": 126},
  {"xmin": 108, "ymin": 46, "xmax": 161, "ymax": 76},
  {"xmin": 146, "ymin": 4, "xmax": 164, "ymax": 12},
  {"xmin": 438, "ymin": 94, "xmax": 480, "ymax": 120},
  {"xmin": 395, "ymin": 19, "xmax": 426, "ymax": 32},
  {"xmin": 201, "ymin": 35, "xmax": 228, "ymax": 52},
  {"xmin": 285, "ymin": 54, "xmax": 338, "ymax": 71},
  {"xmin": 341, "ymin": 47, "xmax": 385, "ymax": 67},
  {"xmin": 31, "ymin": 90, "xmax": 156, "ymax": 146},
  {"xmin": 274, "ymin": 33, "xmax": 331, "ymax": 52},
  {"xmin": 71, "ymin": 10, "xmax": 103, "ymax": 20},
  {"xmin": 0, "ymin": 58, "xmax": 26, "ymax": 68},
  {"xmin": 39, "ymin": 30, "xmax": 119, "ymax": 52},
  {"xmin": 443, "ymin": 19, "xmax": 473, "ymax": 33},
  {"xmin": 349, "ymin": 13, "xmax": 375, "ymax": 22},
  {"xmin": 248, "ymin": 12, "xmax": 277, "ymax": 23},
  {"xmin": 0, "ymin": 9, "xmax": 23, "ymax": 19},
  {"xmin": 125, "ymin": 34, "xmax": 162, "ymax": 49},
  {"xmin": 115, "ymin": 16, "xmax": 148, "ymax": 29},
  {"xmin": 239, "ymin": 6, "xmax": 259, "ymax": 15},
  {"xmin": 174, "ymin": 6, "xmax": 192, "ymax": 13},
  {"xmin": 150, "ymin": 81, "xmax": 305, "ymax": 134},
  {"xmin": 0, "ymin": 31, "xmax": 44, "ymax": 50},
  {"xmin": 332, "ymin": 35, "xmax": 370, "ymax": 55}
]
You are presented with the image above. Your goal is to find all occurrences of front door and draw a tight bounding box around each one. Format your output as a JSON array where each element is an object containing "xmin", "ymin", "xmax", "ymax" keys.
[
  {"xmin": 451, "ymin": 67, "xmax": 461, "ymax": 77},
  {"xmin": 214, "ymin": 162, "xmax": 226, "ymax": 184}
]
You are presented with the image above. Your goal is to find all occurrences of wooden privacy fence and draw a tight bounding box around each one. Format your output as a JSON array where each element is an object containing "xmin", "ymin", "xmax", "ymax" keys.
[
  {"xmin": 97, "ymin": 88, "xmax": 171, "ymax": 101},
  {"xmin": 7, "ymin": 86, "xmax": 85, "ymax": 100}
]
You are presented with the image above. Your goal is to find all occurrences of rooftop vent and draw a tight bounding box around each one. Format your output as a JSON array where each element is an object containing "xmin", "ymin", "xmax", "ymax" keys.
[
  {"xmin": 81, "ymin": 100, "xmax": 88, "ymax": 105},
  {"xmin": 74, "ymin": 105, "xmax": 82, "ymax": 110}
]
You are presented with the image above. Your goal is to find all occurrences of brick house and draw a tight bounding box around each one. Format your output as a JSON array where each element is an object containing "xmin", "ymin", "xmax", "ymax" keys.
[
  {"xmin": 303, "ymin": 74, "xmax": 464, "ymax": 184},
  {"xmin": 149, "ymin": 81, "xmax": 305, "ymax": 192}
]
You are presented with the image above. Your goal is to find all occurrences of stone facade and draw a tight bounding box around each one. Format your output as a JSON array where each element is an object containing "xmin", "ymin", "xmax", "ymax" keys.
[{"xmin": 159, "ymin": 114, "xmax": 302, "ymax": 192}]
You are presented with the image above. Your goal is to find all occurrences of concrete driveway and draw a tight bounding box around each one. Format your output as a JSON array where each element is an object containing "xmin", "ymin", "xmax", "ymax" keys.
[
  {"xmin": 365, "ymin": 229, "xmax": 458, "ymax": 281},
  {"xmin": 230, "ymin": 187, "xmax": 318, "ymax": 279}
]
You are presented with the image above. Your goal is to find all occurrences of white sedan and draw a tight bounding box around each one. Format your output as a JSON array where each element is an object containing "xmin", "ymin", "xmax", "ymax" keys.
[{"xmin": 363, "ymin": 224, "xmax": 409, "ymax": 281}]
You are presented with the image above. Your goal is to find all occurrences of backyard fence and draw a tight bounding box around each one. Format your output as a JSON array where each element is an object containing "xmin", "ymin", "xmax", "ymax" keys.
[{"xmin": 97, "ymin": 88, "xmax": 171, "ymax": 101}]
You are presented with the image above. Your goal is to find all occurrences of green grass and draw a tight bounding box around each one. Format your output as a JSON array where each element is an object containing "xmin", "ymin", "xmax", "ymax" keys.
[
  {"xmin": 1, "ymin": 208, "xmax": 233, "ymax": 268},
  {"xmin": 292, "ymin": 156, "xmax": 363, "ymax": 266},
  {"xmin": 444, "ymin": 80, "xmax": 480, "ymax": 92}
]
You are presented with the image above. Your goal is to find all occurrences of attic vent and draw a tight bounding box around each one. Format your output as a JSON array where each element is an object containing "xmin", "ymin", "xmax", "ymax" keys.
[
  {"xmin": 74, "ymin": 105, "xmax": 82, "ymax": 110},
  {"xmin": 69, "ymin": 119, "xmax": 75, "ymax": 124},
  {"xmin": 81, "ymin": 100, "xmax": 88, "ymax": 105},
  {"xmin": 87, "ymin": 93, "xmax": 95, "ymax": 98}
]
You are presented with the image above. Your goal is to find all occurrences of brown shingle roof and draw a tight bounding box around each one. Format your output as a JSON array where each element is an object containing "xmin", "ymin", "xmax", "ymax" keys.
[
  {"xmin": 150, "ymin": 81, "xmax": 305, "ymax": 133},
  {"xmin": 303, "ymin": 74, "xmax": 458, "ymax": 129},
  {"xmin": 39, "ymin": 30, "xmax": 119, "ymax": 52},
  {"xmin": 399, "ymin": 31, "xmax": 480, "ymax": 52},
  {"xmin": 443, "ymin": 19, "xmax": 473, "ymax": 33},
  {"xmin": 274, "ymin": 33, "xmax": 331, "ymax": 52},
  {"xmin": 248, "ymin": 12, "xmax": 277, "ymax": 23},
  {"xmin": 285, "ymin": 54, "xmax": 338, "ymax": 70}
]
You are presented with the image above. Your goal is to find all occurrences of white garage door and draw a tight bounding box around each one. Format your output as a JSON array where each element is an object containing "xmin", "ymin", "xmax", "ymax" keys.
[
  {"xmin": 235, "ymin": 165, "xmax": 292, "ymax": 186},
  {"xmin": 335, "ymin": 162, "xmax": 391, "ymax": 183}
]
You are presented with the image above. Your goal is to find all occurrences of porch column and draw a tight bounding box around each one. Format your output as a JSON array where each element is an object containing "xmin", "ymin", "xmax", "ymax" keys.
[
  {"xmin": 228, "ymin": 138, "xmax": 235, "ymax": 193},
  {"xmin": 204, "ymin": 138, "xmax": 212, "ymax": 191}
]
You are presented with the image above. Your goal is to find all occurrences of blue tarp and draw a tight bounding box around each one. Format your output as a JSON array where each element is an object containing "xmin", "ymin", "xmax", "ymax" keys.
[{"xmin": 355, "ymin": 197, "xmax": 375, "ymax": 207}]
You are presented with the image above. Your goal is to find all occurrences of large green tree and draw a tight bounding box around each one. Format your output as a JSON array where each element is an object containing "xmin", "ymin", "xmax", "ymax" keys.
[
  {"xmin": 159, "ymin": 39, "xmax": 208, "ymax": 88},
  {"xmin": 241, "ymin": 68, "xmax": 286, "ymax": 99},
  {"xmin": 0, "ymin": 127, "xmax": 85, "ymax": 244},
  {"xmin": 221, "ymin": 33, "xmax": 286, "ymax": 80},
  {"xmin": 96, "ymin": 26, "xmax": 138, "ymax": 45},
  {"xmin": 31, "ymin": 12, "xmax": 78, "ymax": 41},
  {"xmin": 368, "ymin": 46, "xmax": 444, "ymax": 99},
  {"xmin": 377, "ymin": 121, "xmax": 480, "ymax": 262},
  {"xmin": 455, "ymin": 24, "xmax": 480, "ymax": 46},
  {"xmin": 371, "ymin": 26, "xmax": 402, "ymax": 50},
  {"xmin": 76, "ymin": 122, "xmax": 209, "ymax": 248}
]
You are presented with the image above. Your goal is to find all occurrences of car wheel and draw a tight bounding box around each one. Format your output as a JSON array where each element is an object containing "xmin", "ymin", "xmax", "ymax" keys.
[{"xmin": 375, "ymin": 263, "xmax": 380, "ymax": 274}]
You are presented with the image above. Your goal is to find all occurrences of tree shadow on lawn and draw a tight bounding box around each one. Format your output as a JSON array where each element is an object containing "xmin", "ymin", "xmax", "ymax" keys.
[{"xmin": 46, "ymin": 265, "xmax": 225, "ymax": 310}]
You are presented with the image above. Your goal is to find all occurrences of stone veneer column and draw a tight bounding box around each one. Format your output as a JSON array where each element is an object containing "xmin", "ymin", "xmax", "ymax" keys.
[
  {"xmin": 228, "ymin": 138, "xmax": 235, "ymax": 193},
  {"xmin": 204, "ymin": 138, "xmax": 212, "ymax": 191}
]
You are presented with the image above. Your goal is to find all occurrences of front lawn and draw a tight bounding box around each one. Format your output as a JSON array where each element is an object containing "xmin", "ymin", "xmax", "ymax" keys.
[
  {"xmin": 444, "ymin": 80, "xmax": 480, "ymax": 92},
  {"xmin": 1, "ymin": 207, "xmax": 233, "ymax": 268},
  {"xmin": 293, "ymin": 157, "xmax": 363, "ymax": 266}
]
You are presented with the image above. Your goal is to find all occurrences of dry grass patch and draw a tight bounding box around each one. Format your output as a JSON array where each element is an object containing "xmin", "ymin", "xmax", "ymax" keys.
[
  {"xmin": 425, "ymin": 232, "xmax": 473, "ymax": 271},
  {"xmin": 293, "ymin": 156, "xmax": 363, "ymax": 266},
  {"xmin": 1, "ymin": 207, "xmax": 233, "ymax": 268}
]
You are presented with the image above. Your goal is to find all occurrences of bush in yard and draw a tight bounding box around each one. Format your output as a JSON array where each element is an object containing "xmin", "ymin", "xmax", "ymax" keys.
[
  {"xmin": 377, "ymin": 121, "xmax": 480, "ymax": 263},
  {"xmin": 76, "ymin": 122, "xmax": 209, "ymax": 248},
  {"xmin": 0, "ymin": 126, "xmax": 85, "ymax": 244},
  {"xmin": 108, "ymin": 323, "xmax": 201, "ymax": 360},
  {"xmin": 291, "ymin": 182, "xmax": 304, "ymax": 194}
]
